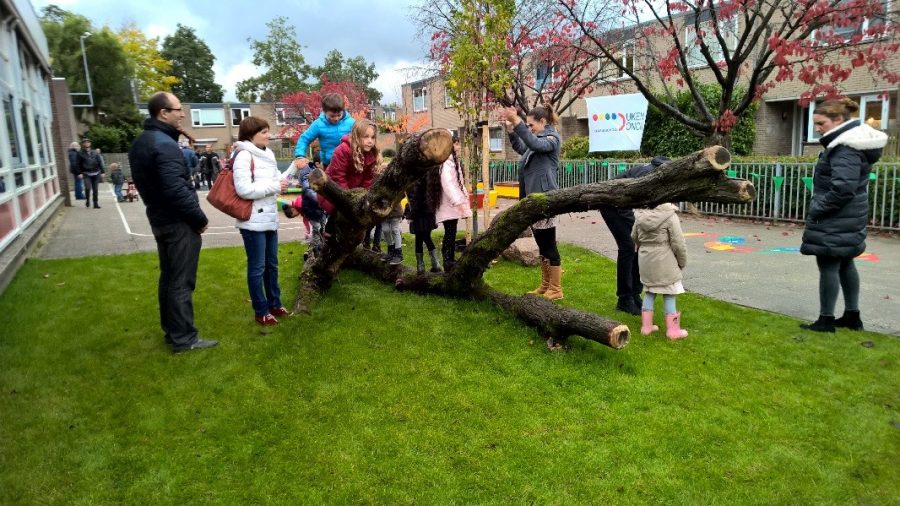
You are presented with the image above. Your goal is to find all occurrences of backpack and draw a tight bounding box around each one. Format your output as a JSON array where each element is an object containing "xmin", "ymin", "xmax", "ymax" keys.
[{"xmin": 207, "ymin": 149, "xmax": 254, "ymax": 220}]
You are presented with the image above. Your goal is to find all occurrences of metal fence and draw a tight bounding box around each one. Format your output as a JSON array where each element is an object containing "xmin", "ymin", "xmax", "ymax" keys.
[{"xmin": 489, "ymin": 160, "xmax": 900, "ymax": 231}]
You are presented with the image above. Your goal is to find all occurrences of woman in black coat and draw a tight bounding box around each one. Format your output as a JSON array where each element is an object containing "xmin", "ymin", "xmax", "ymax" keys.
[{"xmin": 800, "ymin": 98, "xmax": 888, "ymax": 332}]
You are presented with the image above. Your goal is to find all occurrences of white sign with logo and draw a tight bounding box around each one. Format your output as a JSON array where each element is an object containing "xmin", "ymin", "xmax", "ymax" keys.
[{"xmin": 585, "ymin": 94, "xmax": 649, "ymax": 152}]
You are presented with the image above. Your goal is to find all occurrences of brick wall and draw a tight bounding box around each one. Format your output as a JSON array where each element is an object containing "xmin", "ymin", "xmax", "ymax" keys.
[
  {"xmin": 752, "ymin": 102, "xmax": 794, "ymax": 155},
  {"xmin": 49, "ymin": 78, "xmax": 78, "ymax": 207}
]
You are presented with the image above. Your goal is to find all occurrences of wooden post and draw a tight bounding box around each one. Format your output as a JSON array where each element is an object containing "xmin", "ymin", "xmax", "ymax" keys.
[{"xmin": 481, "ymin": 124, "xmax": 491, "ymax": 229}]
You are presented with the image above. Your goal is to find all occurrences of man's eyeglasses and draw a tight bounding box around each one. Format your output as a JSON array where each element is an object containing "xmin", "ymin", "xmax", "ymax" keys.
[{"xmin": 163, "ymin": 107, "xmax": 183, "ymax": 112}]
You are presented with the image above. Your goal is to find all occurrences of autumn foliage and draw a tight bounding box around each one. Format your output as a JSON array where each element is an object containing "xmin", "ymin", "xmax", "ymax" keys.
[{"xmin": 279, "ymin": 75, "xmax": 371, "ymax": 141}]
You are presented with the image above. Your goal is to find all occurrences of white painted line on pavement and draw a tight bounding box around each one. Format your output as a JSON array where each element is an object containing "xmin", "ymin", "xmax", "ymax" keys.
[{"xmin": 107, "ymin": 184, "xmax": 306, "ymax": 237}]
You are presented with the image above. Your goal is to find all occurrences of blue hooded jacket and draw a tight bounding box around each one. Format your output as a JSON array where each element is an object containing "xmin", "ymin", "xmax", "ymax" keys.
[{"xmin": 293, "ymin": 111, "xmax": 355, "ymax": 166}]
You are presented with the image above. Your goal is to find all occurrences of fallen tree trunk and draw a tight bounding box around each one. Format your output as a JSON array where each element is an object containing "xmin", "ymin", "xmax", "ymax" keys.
[
  {"xmin": 343, "ymin": 248, "xmax": 629, "ymax": 349},
  {"xmin": 293, "ymin": 129, "xmax": 453, "ymax": 314},
  {"xmin": 294, "ymin": 130, "xmax": 755, "ymax": 351},
  {"xmin": 444, "ymin": 146, "xmax": 753, "ymax": 292}
]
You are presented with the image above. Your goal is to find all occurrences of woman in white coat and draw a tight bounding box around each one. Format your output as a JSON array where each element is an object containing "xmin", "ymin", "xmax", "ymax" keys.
[
  {"xmin": 233, "ymin": 116, "xmax": 289, "ymax": 325},
  {"xmin": 434, "ymin": 134, "xmax": 470, "ymax": 271}
]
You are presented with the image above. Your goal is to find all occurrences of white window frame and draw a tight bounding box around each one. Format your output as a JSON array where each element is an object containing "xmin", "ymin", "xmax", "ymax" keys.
[
  {"xmin": 191, "ymin": 108, "xmax": 226, "ymax": 127},
  {"xmin": 534, "ymin": 61, "xmax": 558, "ymax": 91},
  {"xmin": 599, "ymin": 42, "xmax": 635, "ymax": 81},
  {"xmin": 805, "ymin": 94, "xmax": 890, "ymax": 142},
  {"xmin": 489, "ymin": 127, "xmax": 503, "ymax": 152},
  {"xmin": 684, "ymin": 15, "xmax": 738, "ymax": 69},
  {"xmin": 275, "ymin": 108, "xmax": 286, "ymax": 126},
  {"xmin": 444, "ymin": 89, "xmax": 454, "ymax": 108},
  {"xmin": 413, "ymin": 87, "xmax": 428, "ymax": 112},
  {"xmin": 813, "ymin": 0, "xmax": 890, "ymax": 43},
  {"xmin": 231, "ymin": 107, "xmax": 250, "ymax": 127}
]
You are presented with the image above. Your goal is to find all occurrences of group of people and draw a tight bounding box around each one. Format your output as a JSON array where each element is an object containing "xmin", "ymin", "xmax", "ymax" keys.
[
  {"xmin": 499, "ymin": 102, "xmax": 689, "ymax": 338},
  {"xmin": 180, "ymin": 141, "xmax": 223, "ymax": 191},
  {"xmin": 500, "ymin": 97, "xmax": 886, "ymax": 339},
  {"xmin": 67, "ymin": 138, "xmax": 106, "ymax": 208},
  {"xmin": 126, "ymin": 88, "xmax": 885, "ymax": 353}
]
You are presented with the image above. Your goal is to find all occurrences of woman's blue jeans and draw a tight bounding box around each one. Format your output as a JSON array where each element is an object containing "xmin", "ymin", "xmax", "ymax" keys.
[{"xmin": 239, "ymin": 229, "xmax": 282, "ymax": 317}]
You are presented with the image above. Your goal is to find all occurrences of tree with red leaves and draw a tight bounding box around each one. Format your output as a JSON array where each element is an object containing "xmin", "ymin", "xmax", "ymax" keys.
[
  {"xmin": 415, "ymin": 0, "xmax": 621, "ymax": 117},
  {"xmin": 279, "ymin": 75, "xmax": 371, "ymax": 143},
  {"xmin": 557, "ymin": 0, "xmax": 898, "ymax": 146}
]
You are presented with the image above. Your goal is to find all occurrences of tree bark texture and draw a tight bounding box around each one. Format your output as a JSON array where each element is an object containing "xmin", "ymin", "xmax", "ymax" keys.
[{"xmin": 294, "ymin": 132, "xmax": 754, "ymax": 351}]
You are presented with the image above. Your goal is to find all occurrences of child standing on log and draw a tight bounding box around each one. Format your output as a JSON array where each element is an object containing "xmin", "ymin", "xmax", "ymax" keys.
[
  {"xmin": 632, "ymin": 203, "xmax": 688, "ymax": 340},
  {"xmin": 406, "ymin": 165, "xmax": 442, "ymax": 274}
]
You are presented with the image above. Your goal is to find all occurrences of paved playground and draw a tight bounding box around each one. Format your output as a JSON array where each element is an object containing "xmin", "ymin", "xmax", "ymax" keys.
[{"xmin": 35, "ymin": 185, "xmax": 900, "ymax": 336}]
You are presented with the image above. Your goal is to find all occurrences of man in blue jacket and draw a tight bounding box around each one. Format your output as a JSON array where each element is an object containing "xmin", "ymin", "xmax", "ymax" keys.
[
  {"xmin": 129, "ymin": 91, "xmax": 216, "ymax": 353},
  {"xmin": 292, "ymin": 92, "xmax": 355, "ymax": 169}
]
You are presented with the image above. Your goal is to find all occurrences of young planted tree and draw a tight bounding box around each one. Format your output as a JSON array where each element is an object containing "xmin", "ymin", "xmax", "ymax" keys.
[
  {"xmin": 557, "ymin": 0, "xmax": 899, "ymax": 147},
  {"xmin": 417, "ymin": 0, "xmax": 621, "ymax": 117},
  {"xmin": 430, "ymin": 0, "xmax": 516, "ymax": 231},
  {"xmin": 161, "ymin": 25, "xmax": 225, "ymax": 103}
]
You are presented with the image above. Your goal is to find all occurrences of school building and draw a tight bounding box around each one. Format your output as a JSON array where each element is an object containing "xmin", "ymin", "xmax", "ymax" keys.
[{"xmin": 0, "ymin": 0, "xmax": 63, "ymax": 292}]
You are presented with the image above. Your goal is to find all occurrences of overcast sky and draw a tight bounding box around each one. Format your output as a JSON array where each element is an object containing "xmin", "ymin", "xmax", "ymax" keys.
[{"xmin": 31, "ymin": 0, "xmax": 434, "ymax": 104}]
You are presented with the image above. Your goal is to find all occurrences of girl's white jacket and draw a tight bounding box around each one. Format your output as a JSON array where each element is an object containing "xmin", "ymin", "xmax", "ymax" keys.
[{"xmin": 232, "ymin": 140, "xmax": 283, "ymax": 232}]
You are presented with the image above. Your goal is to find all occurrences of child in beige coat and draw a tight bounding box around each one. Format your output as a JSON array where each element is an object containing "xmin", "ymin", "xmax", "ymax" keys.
[{"xmin": 631, "ymin": 203, "xmax": 688, "ymax": 339}]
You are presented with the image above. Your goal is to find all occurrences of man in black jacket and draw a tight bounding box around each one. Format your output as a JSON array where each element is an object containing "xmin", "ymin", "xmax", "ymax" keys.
[
  {"xmin": 67, "ymin": 142, "xmax": 85, "ymax": 200},
  {"xmin": 599, "ymin": 155, "xmax": 670, "ymax": 315},
  {"xmin": 129, "ymin": 91, "xmax": 217, "ymax": 353}
]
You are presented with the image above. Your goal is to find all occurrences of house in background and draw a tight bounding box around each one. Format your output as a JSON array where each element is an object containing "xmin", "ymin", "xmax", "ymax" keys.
[{"xmin": 402, "ymin": 7, "xmax": 898, "ymax": 159}]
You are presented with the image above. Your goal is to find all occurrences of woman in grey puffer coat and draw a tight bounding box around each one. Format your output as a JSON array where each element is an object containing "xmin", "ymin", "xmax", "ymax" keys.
[
  {"xmin": 800, "ymin": 98, "xmax": 888, "ymax": 333},
  {"xmin": 501, "ymin": 104, "xmax": 564, "ymax": 301}
]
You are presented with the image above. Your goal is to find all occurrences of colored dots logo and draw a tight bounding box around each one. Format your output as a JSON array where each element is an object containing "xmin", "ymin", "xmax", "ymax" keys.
[{"xmin": 592, "ymin": 114, "xmax": 598, "ymax": 121}]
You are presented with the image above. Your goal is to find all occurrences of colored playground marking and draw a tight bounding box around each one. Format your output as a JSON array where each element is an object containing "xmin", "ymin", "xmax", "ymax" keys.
[
  {"xmin": 855, "ymin": 252, "xmax": 880, "ymax": 262},
  {"xmin": 703, "ymin": 241, "xmax": 757, "ymax": 253},
  {"xmin": 696, "ymin": 234, "xmax": 880, "ymax": 262}
]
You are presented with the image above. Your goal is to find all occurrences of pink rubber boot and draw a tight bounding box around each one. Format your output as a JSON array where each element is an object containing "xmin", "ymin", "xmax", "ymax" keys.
[
  {"xmin": 640, "ymin": 310, "xmax": 659, "ymax": 336},
  {"xmin": 665, "ymin": 312, "xmax": 688, "ymax": 340}
]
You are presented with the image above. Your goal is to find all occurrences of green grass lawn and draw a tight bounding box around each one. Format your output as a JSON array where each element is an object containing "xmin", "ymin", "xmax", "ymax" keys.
[{"xmin": 1, "ymin": 240, "xmax": 898, "ymax": 504}]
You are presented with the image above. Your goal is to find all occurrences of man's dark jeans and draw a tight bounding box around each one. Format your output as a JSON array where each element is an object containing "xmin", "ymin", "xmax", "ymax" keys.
[
  {"xmin": 239, "ymin": 229, "xmax": 282, "ymax": 317},
  {"xmin": 83, "ymin": 174, "xmax": 101, "ymax": 206},
  {"xmin": 599, "ymin": 206, "xmax": 641, "ymax": 298},
  {"xmin": 152, "ymin": 221, "xmax": 202, "ymax": 350}
]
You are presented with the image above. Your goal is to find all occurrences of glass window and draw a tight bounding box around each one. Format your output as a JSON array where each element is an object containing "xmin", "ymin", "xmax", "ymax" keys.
[
  {"xmin": 20, "ymin": 103, "xmax": 33, "ymax": 165},
  {"xmin": 35, "ymin": 115, "xmax": 47, "ymax": 164},
  {"xmin": 30, "ymin": 169, "xmax": 37, "ymax": 183},
  {"xmin": 816, "ymin": 0, "xmax": 889, "ymax": 42},
  {"xmin": 444, "ymin": 90, "xmax": 453, "ymax": 108},
  {"xmin": 231, "ymin": 108, "xmax": 250, "ymax": 126},
  {"xmin": 0, "ymin": 175, "xmax": 7, "ymax": 195},
  {"xmin": 535, "ymin": 61, "xmax": 558, "ymax": 91},
  {"xmin": 4, "ymin": 95, "xmax": 21, "ymax": 166},
  {"xmin": 275, "ymin": 108, "xmax": 286, "ymax": 125},
  {"xmin": 191, "ymin": 108, "xmax": 225, "ymax": 127},
  {"xmin": 413, "ymin": 87, "xmax": 427, "ymax": 112},
  {"xmin": 685, "ymin": 15, "xmax": 738, "ymax": 68},
  {"xmin": 14, "ymin": 172, "xmax": 24, "ymax": 187},
  {"xmin": 489, "ymin": 127, "xmax": 503, "ymax": 152}
]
